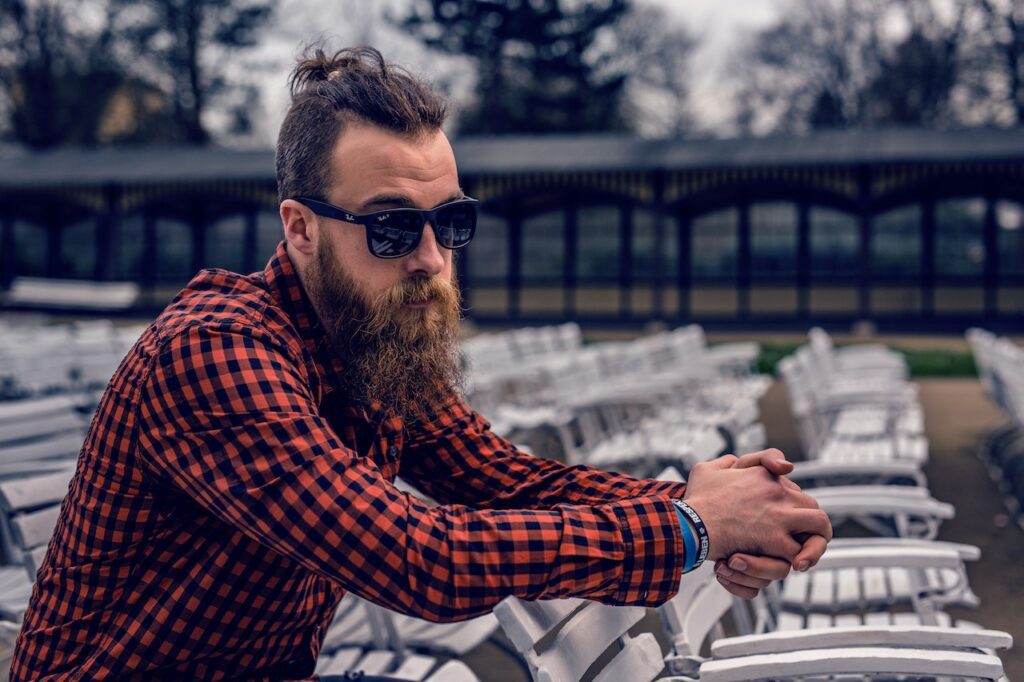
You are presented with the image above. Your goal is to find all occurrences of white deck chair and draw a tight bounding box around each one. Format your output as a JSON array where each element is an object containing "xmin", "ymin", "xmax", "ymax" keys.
[
  {"xmin": 493, "ymin": 596, "xmax": 664, "ymax": 682},
  {"xmin": 0, "ymin": 468, "xmax": 74, "ymax": 620},
  {"xmin": 659, "ymin": 556, "xmax": 1011, "ymax": 682}
]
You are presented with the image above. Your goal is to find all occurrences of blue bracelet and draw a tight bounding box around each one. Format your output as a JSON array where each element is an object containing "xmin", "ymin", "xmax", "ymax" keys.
[
  {"xmin": 672, "ymin": 499, "xmax": 710, "ymax": 570},
  {"xmin": 675, "ymin": 506, "xmax": 697, "ymax": 573}
]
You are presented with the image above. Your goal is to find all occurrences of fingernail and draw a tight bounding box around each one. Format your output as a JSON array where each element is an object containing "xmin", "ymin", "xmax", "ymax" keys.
[
  {"xmin": 797, "ymin": 560, "xmax": 809, "ymax": 572},
  {"xmin": 716, "ymin": 565, "xmax": 734, "ymax": 577},
  {"xmin": 729, "ymin": 558, "xmax": 747, "ymax": 571}
]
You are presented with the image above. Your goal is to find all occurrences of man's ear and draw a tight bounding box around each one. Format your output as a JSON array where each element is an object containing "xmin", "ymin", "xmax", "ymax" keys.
[{"xmin": 281, "ymin": 199, "xmax": 317, "ymax": 258}]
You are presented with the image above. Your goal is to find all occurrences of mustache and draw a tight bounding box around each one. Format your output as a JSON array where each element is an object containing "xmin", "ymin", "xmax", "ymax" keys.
[{"xmin": 353, "ymin": 274, "xmax": 460, "ymax": 338}]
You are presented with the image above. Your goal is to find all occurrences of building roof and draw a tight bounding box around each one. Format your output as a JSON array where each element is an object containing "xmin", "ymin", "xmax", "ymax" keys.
[{"xmin": 1, "ymin": 127, "xmax": 1023, "ymax": 188}]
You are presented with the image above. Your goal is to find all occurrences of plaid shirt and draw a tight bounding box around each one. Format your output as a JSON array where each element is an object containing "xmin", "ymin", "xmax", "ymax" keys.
[{"xmin": 12, "ymin": 242, "xmax": 688, "ymax": 681}]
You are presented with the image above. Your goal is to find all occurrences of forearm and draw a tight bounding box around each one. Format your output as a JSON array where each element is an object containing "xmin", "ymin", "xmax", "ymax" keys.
[{"xmin": 400, "ymin": 402, "xmax": 686, "ymax": 508}]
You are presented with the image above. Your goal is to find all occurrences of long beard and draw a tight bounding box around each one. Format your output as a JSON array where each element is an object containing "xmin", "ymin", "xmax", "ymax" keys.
[{"xmin": 302, "ymin": 237, "xmax": 463, "ymax": 424}]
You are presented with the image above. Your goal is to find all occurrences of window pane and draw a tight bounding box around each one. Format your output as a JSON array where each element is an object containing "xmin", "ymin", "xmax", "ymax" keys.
[
  {"xmin": 522, "ymin": 210, "xmax": 564, "ymax": 279},
  {"xmin": 632, "ymin": 208, "xmax": 677, "ymax": 281},
  {"xmin": 692, "ymin": 209, "xmax": 737, "ymax": 278},
  {"xmin": 936, "ymin": 198, "xmax": 985, "ymax": 276},
  {"xmin": 751, "ymin": 202, "xmax": 797, "ymax": 277},
  {"xmin": 156, "ymin": 218, "xmax": 193, "ymax": 283},
  {"xmin": 997, "ymin": 200, "xmax": 1024, "ymax": 276},
  {"xmin": 13, "ymin": 221, "xmax": 48, "ymax": 278},
  {"xmin": 872, "ymin": 206, "xmax": 920, "ymax": 276},
  {"xmin": 576, "ymin": 206, "xmax": 620, "ymax": 279},
  {"xmin": 468, "ymin": 212, "xmax": 508, "ymax": 280},
  {"xmin": 114, "ymin": 214, "xmax": 144, "ymax": 281},
  {"xmin": 205, "ymin": 214, "xmax": 246, "ymax": 273},
  {"xmin": 256, "ymin": 211, "xmax": 283, "ymax": 267},
  {"xmin": 810, "ymin": 208, "xmax": 858, "ymax": 277},
  {"xmin": 60, "ymin": 220, "xmax": 97, "ymax": 279}
]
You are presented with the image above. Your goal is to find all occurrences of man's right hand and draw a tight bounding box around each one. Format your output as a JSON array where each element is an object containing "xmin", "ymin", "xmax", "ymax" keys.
[{"xmin": 682, "ymin": 452, "xmax": 832, "ymax": 564}]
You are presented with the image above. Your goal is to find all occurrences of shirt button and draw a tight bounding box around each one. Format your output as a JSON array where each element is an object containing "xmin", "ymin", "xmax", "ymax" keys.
[
  {"xmin": 639, "ymin": 590, "xmax": 648, "ymax": 601},
  {"xmin": 387, "ymin": 445, "xmax": 398, "ymax": 458}
]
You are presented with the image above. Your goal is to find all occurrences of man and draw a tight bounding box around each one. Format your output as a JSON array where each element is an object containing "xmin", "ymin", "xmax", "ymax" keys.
[{"xmin": 12, "ymin": 47, "xmax": 830, "ymax": 681}]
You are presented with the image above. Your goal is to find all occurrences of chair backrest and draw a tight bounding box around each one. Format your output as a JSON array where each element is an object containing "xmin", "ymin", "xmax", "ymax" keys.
[
  {"xmin": 493, "ymin": 596, "xmax": 664, "ymax": 682},
  {"xmin": 0, "ymin": 468, "xmax": 74, "ymax": 573},
  {"xmin": 658, "ymin": 562, "xmax": 734, "ymax": 657}
]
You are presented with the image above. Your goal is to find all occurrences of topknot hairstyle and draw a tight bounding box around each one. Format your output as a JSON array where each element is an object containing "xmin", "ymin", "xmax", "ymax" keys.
[{"xmin": 275, "ymin": 45, "xmax": 449, "ymax": 204}]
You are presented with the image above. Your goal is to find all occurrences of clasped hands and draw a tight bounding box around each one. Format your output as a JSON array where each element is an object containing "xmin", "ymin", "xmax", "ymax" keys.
[{"xmin": 681, "ymin": 448, "xmax": 832, "ymax": 600}]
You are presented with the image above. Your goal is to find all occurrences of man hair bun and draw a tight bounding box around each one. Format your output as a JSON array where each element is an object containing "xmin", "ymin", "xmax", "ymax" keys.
[{"xmin": 289, "ymin": 45, "xmax": 390, "ymax": 98}]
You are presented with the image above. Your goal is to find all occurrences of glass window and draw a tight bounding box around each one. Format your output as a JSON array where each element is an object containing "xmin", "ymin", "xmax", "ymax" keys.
[
  {"xmin": 114, "ymin": 214, "xmax": 144, "ymax": 281},
  {"xmin": 997, "ymin": 200, "xmax": 1024, "ymax": 277},
  {"xmin": 936, "ymin": 198, "xmax": 985, "ymax": 276},
  {"xmin": 467, "ymin": 211, "xmax": 508, "ymax": 280},
  {"xmin": 257, "ymin": 211, "xmax": 283, "ymax": 266},
  {"xmin": 13, "ymin": 220, "xmax": 48, "ymax": 278},
  {"xmin": 810, "ymin": 208, "xmax": 859, "ymax": 277},
  {"xmin": 751, "ymin": 202, "xmax": 797, "ymax": 277},
  {"xmin": 632, "ymin": 208, "xmax": 677, "ymax": 281},
  {"xmin": 155, "ymin": 218, "xmax": 193, "ymax": 283},
  {"xmin": 205, "ymin": 214, "xmax": 247, "ymax": 273},
  {"xmin": 692, "ymin": 208, "xmax": 737, "ymax": 279},
  {"xmin": 60, "ymin": 220, "xmax": 97, "ymax": 279},
  {"xmin": 576, "ymin": 205, "xmax": 620, "ymax": 279},
  {"xmin": 872, "ymin": 206, "xmax": 920, "ymax": 276},
  {"xmin": 521, "ymin": 210, "xmax": 564, "ymax": 279}
]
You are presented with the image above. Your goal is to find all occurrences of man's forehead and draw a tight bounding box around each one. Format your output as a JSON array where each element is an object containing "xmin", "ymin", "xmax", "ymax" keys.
[{"xmin": 330, "ymin": 122, "xmax": 458, "ymax": 186}]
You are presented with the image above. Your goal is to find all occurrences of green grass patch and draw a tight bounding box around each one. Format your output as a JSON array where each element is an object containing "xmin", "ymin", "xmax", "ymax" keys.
[
  {"xmin": 751, "ymin": 343, "xmax": 976, "ymax": 378},
  {"xmin": 895, "ymin": 347, "xmax": 977, "ymax": 377}
]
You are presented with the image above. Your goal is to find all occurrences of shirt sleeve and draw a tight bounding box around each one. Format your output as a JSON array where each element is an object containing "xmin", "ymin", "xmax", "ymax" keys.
[
  {"xmin": 398, "ymin": 394, "xmax": 688, "ymax": 509},
  {"xmin": 135, "ymin": 324, "xmax": 685, "ymax": 621}
]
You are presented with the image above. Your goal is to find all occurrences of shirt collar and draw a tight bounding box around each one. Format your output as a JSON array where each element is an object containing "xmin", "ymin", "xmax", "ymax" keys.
[{"xmin": 262, "ymin": 240, "xmax": 348, "ymax": 396}]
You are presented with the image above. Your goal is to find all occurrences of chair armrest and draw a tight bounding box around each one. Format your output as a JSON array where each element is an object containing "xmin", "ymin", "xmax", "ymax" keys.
[
  {"xmin": 698, "ymin": 646, "xmax": 1005, "ymax": 682},
  {"xmin": 710, "ymin": 624, "xmax": 1013, "ymax": 658}
]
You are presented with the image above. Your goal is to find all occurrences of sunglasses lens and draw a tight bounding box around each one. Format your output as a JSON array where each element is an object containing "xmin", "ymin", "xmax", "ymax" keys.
[
  {"xmin": 435, "ymin": 202, "xmax": 477, "ymax": 248},
  {"xmin": 368, "ymin": 211, "xmax": 422, "ymax": 257}
]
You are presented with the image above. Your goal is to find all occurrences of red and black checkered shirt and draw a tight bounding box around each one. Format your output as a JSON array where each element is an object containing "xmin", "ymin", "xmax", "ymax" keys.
[{"xmin": 12, "ymin": 242, "xmax": 688, "ymax": 681}]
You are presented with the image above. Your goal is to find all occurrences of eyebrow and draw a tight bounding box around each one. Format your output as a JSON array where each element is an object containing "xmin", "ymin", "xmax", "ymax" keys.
[{"xmin": 359, "ymin": 190, "xmax": 466, "ymax": 212}]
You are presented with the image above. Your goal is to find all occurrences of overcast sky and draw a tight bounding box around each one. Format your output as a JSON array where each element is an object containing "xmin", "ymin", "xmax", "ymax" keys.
[
  {"xmin": 660, "ymin": 0, "xmax": 778, "ymax": 129},
  {"xmin": 238, "ymin": 0, "xmax": 781, "ymax": 145}
]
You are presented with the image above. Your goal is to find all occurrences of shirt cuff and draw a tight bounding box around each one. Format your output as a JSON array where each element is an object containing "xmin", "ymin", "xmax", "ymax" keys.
[{"xmin": 606, "ymin": 496, "xmax": 684, "ymax": 606}]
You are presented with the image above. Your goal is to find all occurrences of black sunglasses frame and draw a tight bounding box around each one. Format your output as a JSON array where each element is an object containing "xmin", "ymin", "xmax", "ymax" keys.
[{"xmin": 295, "ymin": 196, "xmax": 480, "ymax": 259}]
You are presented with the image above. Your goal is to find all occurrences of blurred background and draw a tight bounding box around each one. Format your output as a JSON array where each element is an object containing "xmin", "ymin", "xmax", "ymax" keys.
[{"xmin": 0, "ymin": 0, "xmax": 1021, "ymax": 332}]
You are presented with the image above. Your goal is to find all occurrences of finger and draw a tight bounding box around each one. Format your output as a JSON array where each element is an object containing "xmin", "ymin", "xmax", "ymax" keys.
[
  {"xmin": 715, "ymin": 573, "xmax": 759, "ymax": 600},
  {"xmin": 782, "ymin": 508, "xmax": 834, "ymax": 541},
  {"xmin": 723, "ymin": 553, "xmax": 791, "ymax": 582},
  {"xmin": 779, "ymin": 476, "xmax": 802, "ymax": 492},
  {"xmin": 791, "ymin": 534, "xmax": 829, "ymax": 572},
  {"xmin": 715, "ymin": 562, "xmax": 772, "ymax": 590},
  {"xmin": 731, "ymin": 449, "xmax": 794, "ymax": 476},
  {"xmin": 704, "ymin": 454, "xmax": 739, "ymax": 470}
]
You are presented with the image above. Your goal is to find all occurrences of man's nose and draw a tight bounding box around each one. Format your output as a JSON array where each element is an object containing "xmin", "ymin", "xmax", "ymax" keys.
[{"xmin": 405, "ymin": 221, "xmax": 446, "ymax": 277}]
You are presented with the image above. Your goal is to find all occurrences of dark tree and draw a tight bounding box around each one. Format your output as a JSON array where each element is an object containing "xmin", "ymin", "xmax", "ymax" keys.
[
  {"xmin": 397, "ymin": 0, "xmax": 633, "ymax": 134},
  {"xmin": 0, "ymin": 0, "xmax": 126, "ymax": 147},
  {"xmin": 733, "ymin": 0, "xmax": 969, "ymax": 134},
  {"xmin": 111, "ymin": 0, "xmax": 274, "ymax": 144},
  {"xmin": 976, "ymin": 0, "xmax": 1024, "ymax": 125}
]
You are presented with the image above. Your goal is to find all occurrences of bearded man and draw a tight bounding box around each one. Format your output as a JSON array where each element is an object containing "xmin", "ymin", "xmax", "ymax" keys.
[{"xmin": 12, "ymin": 47, "xmax": 830, "ymax": 681}]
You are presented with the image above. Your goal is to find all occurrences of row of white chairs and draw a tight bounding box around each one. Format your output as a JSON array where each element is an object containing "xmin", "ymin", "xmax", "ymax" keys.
[
  {"xmin": 0, "ymin": 318, "xmax": 145, "ymax": 399},
  {"xmin": 464, "ymin": 325, "xmax": 769, "ymax": 479},
  {"xmin": 778, "ymin": 328, "xmax": 926, "ymax": 470},
  {"xmin": 967, "ymin": 328, "xmax": 1024, "ymax": 530}
]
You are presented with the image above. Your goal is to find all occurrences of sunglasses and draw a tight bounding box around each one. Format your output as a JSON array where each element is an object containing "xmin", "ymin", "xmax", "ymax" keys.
[{"xmin": 295, "ymin": 196, "xmax": 479, "ymax": 259}]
